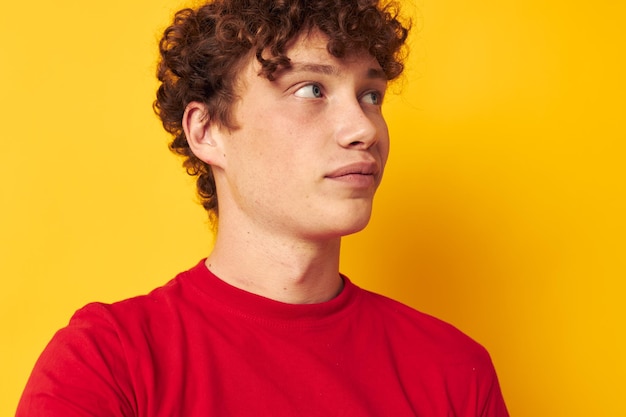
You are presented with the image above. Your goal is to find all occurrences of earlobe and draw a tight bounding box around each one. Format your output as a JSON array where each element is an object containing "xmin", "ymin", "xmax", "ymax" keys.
[{"xmin": 182, "ymin": 102, "xmax": 222, "ymax": 164}]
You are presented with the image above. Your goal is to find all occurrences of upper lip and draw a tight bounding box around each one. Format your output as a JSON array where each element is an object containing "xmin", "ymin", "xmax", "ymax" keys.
[{"xmin": 325, "ymin": 160, "xmax": 379, "ymax": 178}]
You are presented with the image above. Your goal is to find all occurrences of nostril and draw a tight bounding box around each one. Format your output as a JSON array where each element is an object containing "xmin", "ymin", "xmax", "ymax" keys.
[{"xmin": 348, "ymin": 137, "xmax": 376, "ymax": 149}]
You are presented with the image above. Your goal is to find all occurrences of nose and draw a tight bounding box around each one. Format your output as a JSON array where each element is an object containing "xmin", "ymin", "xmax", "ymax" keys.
[{"xmin": 334, "ymin": 99, "xmax": 384, "ymax": 150}]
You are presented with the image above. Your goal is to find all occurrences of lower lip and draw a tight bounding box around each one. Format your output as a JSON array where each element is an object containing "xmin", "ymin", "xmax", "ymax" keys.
[{"xmin": 326, "ymin": 174, "xmax": 376, "ymax": 188}]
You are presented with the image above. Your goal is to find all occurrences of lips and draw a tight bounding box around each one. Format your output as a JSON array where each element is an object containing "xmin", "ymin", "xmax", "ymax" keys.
[{"xmin": 325, "ymin": 161, "xmax": 379, "ymax": 179}]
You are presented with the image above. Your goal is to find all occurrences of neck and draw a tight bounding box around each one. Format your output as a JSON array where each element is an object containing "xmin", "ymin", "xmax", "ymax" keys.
[{"xmin": 205, "ymin": 225, "xmax": 343, "ymax": 304}]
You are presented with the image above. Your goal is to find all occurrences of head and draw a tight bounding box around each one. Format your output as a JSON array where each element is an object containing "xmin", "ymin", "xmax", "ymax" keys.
[{"xmin": 154, "ymin": 0, "xmax": 409, "ymax": 224}]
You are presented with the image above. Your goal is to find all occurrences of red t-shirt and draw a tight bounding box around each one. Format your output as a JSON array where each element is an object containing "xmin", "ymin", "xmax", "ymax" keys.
[{"xmin": 17, "ymin": 260, "xmax": 509, "ymax": 416}]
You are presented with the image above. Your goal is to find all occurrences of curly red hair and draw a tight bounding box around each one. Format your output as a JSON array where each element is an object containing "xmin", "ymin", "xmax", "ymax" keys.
[{"xmin": 154, "ymin": 0, "xmax": 410, "ymax": 221}]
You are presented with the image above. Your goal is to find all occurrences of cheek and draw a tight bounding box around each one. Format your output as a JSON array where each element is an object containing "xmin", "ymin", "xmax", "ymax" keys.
[{"xmin": 228, "ymin": 133, "xmax": 301, "ymax": 189}]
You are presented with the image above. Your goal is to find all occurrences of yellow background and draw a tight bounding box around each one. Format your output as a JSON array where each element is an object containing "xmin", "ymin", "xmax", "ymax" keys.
[{"xmin": 1, "ymin": 0, "xmax": 624, "ymax": 415}]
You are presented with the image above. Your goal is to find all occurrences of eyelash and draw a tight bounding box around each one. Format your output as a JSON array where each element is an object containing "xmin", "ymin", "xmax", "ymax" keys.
[
  {"xmin": 294, "ymin": 83, "xmax": 323, "ymax": 99},
  {"xmin": 294, "ymin": 83, "xmax": 383, "ymax": 105},
  {"xmin": 362, "ymin": 91, "xmax": 382, "ymax": 105}
]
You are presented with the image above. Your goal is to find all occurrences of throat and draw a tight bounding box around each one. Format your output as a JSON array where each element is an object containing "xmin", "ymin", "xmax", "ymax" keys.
[{"xmin": 205, "ymin": 235, "xmax": 343, "ymax": 304}]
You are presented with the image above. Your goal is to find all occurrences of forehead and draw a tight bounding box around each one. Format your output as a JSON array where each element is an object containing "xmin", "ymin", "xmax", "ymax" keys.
[
  {"xmin": 285, "ymin": 30, "xmax": 383, "ymax": 73},
  {"xmin": 233, "ymin": 29, "xmax": 387, "ymax": 93}
]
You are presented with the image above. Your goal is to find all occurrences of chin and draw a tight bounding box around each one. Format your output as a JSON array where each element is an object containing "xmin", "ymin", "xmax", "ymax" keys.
[
  {"xmin": 340, "ymin": 224, "xmax": 369, "ymax": 238},
  {"xmin": 302, "ymin": 201, "xmax": 374, "ymax": 239},
  {"xmin": 331, "ymin": 210, "xmax": 373, "ymax": 238}
]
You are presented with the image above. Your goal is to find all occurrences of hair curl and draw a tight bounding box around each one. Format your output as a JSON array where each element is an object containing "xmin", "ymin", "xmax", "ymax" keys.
[{"xmin": 153, "ymin": 0, "xmax": 410, "ymax": 221}]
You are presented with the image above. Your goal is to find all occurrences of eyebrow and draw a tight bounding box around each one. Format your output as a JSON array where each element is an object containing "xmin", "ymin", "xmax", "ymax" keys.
[{"xmin": 285, "ymin": 62, "xmax": 388, "ymax": 81}]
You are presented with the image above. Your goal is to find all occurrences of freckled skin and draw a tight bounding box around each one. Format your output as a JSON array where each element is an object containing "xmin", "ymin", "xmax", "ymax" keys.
[{"xmin": 215, "ymin": 31, "xmax": 390, "ymax": 242}]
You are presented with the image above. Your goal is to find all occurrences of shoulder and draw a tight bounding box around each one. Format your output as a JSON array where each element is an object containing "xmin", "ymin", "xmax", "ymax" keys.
[
  {"xmin": 16, "ymin": 262, "xmax": 205, "ymax": 415},
  {"xmin": 350, "ymin": 284, "xmax": 509, "ymax": 414},
  {"xmin": 75, "ymin": 260, "xmax": 204, "ymax": 325},
  {"xmin": 41, "ymin": 260, "xmax": 211, "ymax": 368},
  {"xmin": 353, "ymin": 285, "xmax": 492, "ymax": 364}
]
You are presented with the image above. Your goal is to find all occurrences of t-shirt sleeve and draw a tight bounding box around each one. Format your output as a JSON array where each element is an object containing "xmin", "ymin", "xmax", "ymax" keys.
[
  {"xmin": 16, "ymin": 303, "xmax": 136, "ymax": 417},
  {"xmin": 440, "ymin": 348, "xmax": 510, "ymax": 417},
  {"xmin": 479, "ymin": 360, "xmax": 509, "ymax": 417}
]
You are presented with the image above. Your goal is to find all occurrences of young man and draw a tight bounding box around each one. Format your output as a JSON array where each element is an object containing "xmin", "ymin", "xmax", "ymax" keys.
[{"xmin": 17, "ymin": 0, "xmax": 509, "ymax": 416}]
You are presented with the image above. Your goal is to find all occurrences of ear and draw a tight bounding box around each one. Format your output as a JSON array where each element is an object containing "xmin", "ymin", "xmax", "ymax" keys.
[{"xmin": 182, "ymin": 101, "xmax": 225, "ymax": 168}]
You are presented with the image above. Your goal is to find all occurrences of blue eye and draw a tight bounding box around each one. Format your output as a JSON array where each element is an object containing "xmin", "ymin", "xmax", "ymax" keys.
[
  {"xmin": 362, "ymin": 91, "xmax": 382, "ymax": 105},
  {"xmin": 294, "ymin": 84, "xmax": 323, "ymax": 98}
]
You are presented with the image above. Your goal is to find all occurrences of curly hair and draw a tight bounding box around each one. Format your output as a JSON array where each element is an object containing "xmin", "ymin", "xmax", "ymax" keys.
[{"xmin": 153, "ymin": 0, "xmax": 410, "ymax": 221}]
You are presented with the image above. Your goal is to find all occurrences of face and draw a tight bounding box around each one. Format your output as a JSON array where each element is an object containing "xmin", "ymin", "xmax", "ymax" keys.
[{"xmin": 212, "ymin": 30, "xmax": 390, "ymax": 241}]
